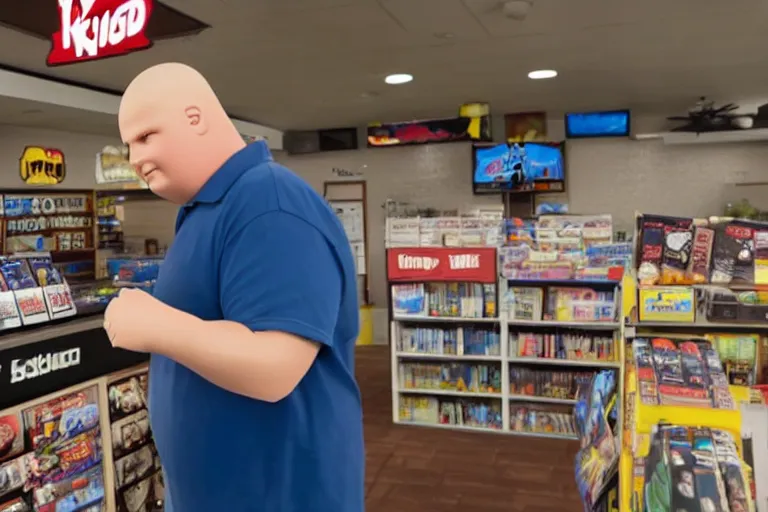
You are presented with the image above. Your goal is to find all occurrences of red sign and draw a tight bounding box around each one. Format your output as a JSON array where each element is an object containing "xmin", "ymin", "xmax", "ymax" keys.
[
  {"xmin": 47, "ymin": 0, "xmax": 154, "ymax": 66},
  {"xmin": 387, "ymin": 247, "xmax": 497, "ymax": 283}
]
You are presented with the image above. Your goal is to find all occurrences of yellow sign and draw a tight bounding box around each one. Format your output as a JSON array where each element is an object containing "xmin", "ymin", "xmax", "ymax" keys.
[
  {"xmin": 19, "ymin": 146, "xmax": 66, "ymax": 186},
  {"xmin": 638, "ymin": 286, "xmax": 695, "ymax": 323}
]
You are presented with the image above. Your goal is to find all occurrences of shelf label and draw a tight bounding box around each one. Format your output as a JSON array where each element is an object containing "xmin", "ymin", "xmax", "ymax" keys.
[{"xmin": 387, "ymin": 247, "xmax": 497, "ymax": 283}]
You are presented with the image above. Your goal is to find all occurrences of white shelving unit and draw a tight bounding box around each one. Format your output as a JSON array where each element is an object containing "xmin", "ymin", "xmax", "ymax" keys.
[{"xmin": 389, "ymin": 247, "xmax": 623, "ymax": 440}]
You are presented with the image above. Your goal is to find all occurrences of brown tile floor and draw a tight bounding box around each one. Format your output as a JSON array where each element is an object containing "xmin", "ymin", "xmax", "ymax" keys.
[{"xmin": 357, "ymin": 346, "xmax": 584, "ymax": 512}]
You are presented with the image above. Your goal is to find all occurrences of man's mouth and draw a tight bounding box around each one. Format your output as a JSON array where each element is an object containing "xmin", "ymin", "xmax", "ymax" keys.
[{"xmin": 143, "ymin": 168, "xmax": 157, "ymax": 179}]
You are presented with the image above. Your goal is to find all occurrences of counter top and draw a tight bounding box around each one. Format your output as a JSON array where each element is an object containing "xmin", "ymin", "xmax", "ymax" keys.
[
  {"xmin": 0, "ymin": 313, "xmax": 147, "ymax": 411},
  {"xmin": 0, "ymin": 315, "xmax": 104, "ymax": 352}
]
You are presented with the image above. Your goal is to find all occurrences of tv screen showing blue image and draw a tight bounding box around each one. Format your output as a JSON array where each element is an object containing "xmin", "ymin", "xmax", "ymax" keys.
[
  {"xmin": 565, "ymin": 110, "xmax": 631, "ymax": 138},
  {"xmin": 472, "ymin": 141, "xmax": 565, "ymax": 194}
]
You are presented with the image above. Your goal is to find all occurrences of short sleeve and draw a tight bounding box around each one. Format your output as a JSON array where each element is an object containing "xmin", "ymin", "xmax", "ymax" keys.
[{"xmin": 219, "ymin": 211, "xmax": 341, "ymax": 346}]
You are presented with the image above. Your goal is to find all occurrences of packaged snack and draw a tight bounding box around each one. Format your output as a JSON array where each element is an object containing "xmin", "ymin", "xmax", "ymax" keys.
[
  {"xmin": 711, "ymin": 221, "xmax": 756, "ymax": 284},
  {"xmin": 661, "ymin": 220, "xmax": 694, "ymax": 285},
  {"xmin": 0, "ymin": 259, "xmax": 37, "ymax": 291},
  {"xmin": 27, "ymin": 257, "xmax": 63, "ymax": 287},
  {"xmin": 686, "ymin": 226, "xmax": 714, "ymax": 283},
  {"xmin": 638, "ymin": 216, "xmax": 666, "ymax": 286}
]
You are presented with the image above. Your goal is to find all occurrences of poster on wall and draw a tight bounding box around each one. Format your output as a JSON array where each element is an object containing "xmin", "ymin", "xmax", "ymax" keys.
[
  {"xmin": 329, "ymin": 201, "xmax": 366, "ymax": 276},
  {"xmin": 95, "ymin": 145, "xmax": 148, "ymax": 188},
  {"xmin": 505, "ymin": 112, "xmax": 547, "ymax": 142},
  {"xmin": 47, "ymin": 0, "xmax": 155, "ymax": 66},
  {"xmin": 19, "ymin": 146, "xmax": 66, "ymax": 186},
  {"xmin": 107, "ymin": 367, "xmax": 164, "ymax": 511},
  {"xmin": 367, "ymin": 103, "xmax": 492, "ymax": 148}
]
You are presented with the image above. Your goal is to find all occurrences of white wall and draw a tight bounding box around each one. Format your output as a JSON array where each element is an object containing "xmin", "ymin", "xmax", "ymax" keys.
[
  {"xmin": 4, "ymin": 121, "xmax": 768, "ymax": 344},
  {"xmin": 0, "ymin": 125, "xmax": 120, "ymax": 188}
]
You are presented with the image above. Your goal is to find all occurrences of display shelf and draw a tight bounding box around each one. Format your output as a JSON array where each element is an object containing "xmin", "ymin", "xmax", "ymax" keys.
[
  {"xmin": 507, "ymin": 357, "xmax": 620, "ymax": 368},
  {"xmin": 394, "ymin": 315, "xmax": 499, "ymax": 324},
  {"xmin": 508, "ymin": 430, "xmax": 578, "ymax": 441},
  {"xmin": 506, "ymin": 278, "xmax": 620, "ymax": 288},
  {"xmin": 615, "ymin": 212, "xmax": 768, "ymax": 512},
  {"xmin": 394, "ymin": 419, "xmax": 504, "ymax": 435},
  {"xmin": 388, "ymin": 227, "xmax": 626, "ymax": 442},
  {"xmin": 509, "ymin": 394, "xmax": 576, "ymax": 404},
  {"xmin": 396, "ymin": 352, "xmax": 501, "ymax": 361},
  {"xmin": 508, "ymin": 319, "xmax": 620, "ymax": 330},
  {"xmin": 398, "ymin": 388, "xmax": 502, "ymax": 399},
  {"xmin": 629, "ymin": 320, "xmax": 768, "ymax": 330}
]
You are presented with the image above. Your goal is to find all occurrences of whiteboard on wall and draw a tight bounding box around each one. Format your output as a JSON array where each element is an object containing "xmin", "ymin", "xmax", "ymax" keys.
[{"xmin": 329, "ymin": 200, "xmax": 366, "ymax": 276}]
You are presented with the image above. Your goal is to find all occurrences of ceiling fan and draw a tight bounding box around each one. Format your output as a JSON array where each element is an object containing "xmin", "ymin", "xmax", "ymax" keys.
[{"xmin": 667, "ymin": 96, "xmax": 746, "ymax": 133}]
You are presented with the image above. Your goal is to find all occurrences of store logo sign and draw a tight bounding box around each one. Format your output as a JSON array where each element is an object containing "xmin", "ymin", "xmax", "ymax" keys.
[
  {"xmin": 47, "ymin": 0, "xmax": 154, "ymax": 66},
  {"xmin": 19, "ymin": 146, "xmax": 66, "ymax": 186},
  {"xmin": 9, "ymin": 348, "xmax": 81, "ymax": 384},
  {"xmin": 398, "ymin": 254, "xmax": 440, "ymax": 271}
]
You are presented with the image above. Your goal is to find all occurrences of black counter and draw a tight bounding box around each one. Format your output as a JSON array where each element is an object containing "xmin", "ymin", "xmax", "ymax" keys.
[{"xmin": 0, "ymin": 315, "xmax": 150, "ymax": 410}]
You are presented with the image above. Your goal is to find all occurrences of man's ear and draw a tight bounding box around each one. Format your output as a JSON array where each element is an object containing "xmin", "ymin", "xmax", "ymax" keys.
[{"xmin": 184, "ymin": 106, "xmax": 208, "ymax": 135}]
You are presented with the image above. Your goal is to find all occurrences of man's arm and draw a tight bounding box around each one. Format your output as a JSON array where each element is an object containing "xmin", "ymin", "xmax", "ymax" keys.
[{"xmin": 149, "ymin": 210, "xmax": 342, "ymax": 402}]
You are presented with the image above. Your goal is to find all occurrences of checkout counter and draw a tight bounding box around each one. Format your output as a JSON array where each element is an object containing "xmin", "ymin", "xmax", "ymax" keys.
[{"xmin": 0, "ymin": 256, "xmax": 164, "ymax": 512}]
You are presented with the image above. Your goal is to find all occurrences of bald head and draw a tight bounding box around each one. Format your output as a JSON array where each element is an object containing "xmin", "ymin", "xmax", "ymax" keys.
[{"xmin": 118, "ymin": 62, "xmax": 245, "ymax": 204}]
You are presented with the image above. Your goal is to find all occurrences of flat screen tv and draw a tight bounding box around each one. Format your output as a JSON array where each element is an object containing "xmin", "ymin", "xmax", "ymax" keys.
[
  {"xmin": 472, "ymin": 141, "xmax": 565, "ymax": 194},
  {"xmin": 565, "ymin": 110, "xmax": 631, "ymax": 138}
]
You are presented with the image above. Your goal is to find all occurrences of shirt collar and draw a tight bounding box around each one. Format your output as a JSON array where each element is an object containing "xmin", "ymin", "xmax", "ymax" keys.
[{"xmin": 189, "ymin": 140, "xmax": 273, "ymax": 204}]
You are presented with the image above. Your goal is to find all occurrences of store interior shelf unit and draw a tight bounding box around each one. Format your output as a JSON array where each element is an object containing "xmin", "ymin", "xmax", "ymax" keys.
[
  {"xmin": 614, "ymin": 212, "xmax": 768, "ymax": 512},
  {"xmin": 386, "ymin": 213, "xmax": 768, "ymax": 512},
  {"xmin": 386, "ymin": 214, "xmax": 628, "ymax": 443}
]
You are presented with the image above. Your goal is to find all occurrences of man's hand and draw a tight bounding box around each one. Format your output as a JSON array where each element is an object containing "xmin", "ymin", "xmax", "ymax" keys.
[{"xmin": 104, "ymin": 288, "xmax": 173, "ymax": 353}]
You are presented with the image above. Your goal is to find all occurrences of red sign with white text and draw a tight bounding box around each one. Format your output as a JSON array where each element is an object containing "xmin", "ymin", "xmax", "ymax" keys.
[
  {"xmin": 47, "ymin": 0, "xmax": 154, "ymax": 66},
  {"xmin": 387, "ymin": 247, "xmax": 497, "ymax": 283}
]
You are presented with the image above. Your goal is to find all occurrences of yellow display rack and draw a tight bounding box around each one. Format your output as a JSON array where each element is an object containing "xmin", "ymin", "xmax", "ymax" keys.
[{"xmin": 618, "ymin": 273, "xmax": 757, "ymax": 511}]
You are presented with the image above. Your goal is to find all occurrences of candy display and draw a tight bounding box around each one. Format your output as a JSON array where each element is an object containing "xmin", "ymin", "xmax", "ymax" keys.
[
  {"xmin": 500, "ymin": 215, "xmax": 630, "ymax": 282},
  {"xmin": 0, "ymin": 386, "xmax": 108, "ymax": 511}
]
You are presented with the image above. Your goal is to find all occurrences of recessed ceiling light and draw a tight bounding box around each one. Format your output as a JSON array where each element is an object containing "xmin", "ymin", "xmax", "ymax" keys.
[
  {"xmin": 385, "ymin": 73, "xmax": 413, "ymax": 85},
  {"xmin": 528, "ymin": 69, "xmax": 558, "ymax": 80}
]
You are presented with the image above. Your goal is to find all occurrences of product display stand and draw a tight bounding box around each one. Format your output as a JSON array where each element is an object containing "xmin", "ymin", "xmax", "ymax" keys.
[
  {"xmin": 616, "ymin": 212, "xmax": 768, "ymax": 512},
  {"xmin": 0, "ymin": 320, "xmax": 155, "ymax": 512},
  {"xmin": 387, "ymin": 214, "xmax": 630, "ymax": 441}
]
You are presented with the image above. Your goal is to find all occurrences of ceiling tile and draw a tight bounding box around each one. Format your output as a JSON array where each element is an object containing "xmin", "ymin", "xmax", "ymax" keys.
[{"xmin": 378, "ymin": 0, "xmax": 488, "ymax": 40}]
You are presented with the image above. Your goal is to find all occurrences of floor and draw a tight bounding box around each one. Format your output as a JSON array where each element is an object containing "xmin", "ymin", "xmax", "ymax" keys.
[{"xmin": 357, "ymin": 346, "xmax": 584, "ymax": 512}]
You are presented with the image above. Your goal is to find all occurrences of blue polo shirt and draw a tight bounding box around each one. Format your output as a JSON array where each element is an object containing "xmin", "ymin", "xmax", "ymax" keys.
[{"xmin": 148, "ymin": 141, "xmax": 364, "ymax": 512}]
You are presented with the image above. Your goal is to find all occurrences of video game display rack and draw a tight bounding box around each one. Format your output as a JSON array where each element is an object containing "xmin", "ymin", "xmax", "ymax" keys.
[{"xmin": 614, "ymin": 212, "xmax": 768, "ymax": 512}]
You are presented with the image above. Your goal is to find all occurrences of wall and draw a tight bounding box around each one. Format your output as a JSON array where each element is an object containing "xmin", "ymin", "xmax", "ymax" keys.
[
  {"xmin": 0, "ymin": 125, "xmax": 119, "ymax": 188},
  {"xmin": 0, "ymin": 124, "xmax": 177, "ymax": 249},
  {"xmin": 277, "ymin": 120, "xmax": 768, "ymax": 344},
  {"xmin": 4, "ymin": 123, "xmax": 768, "ymax": 344}
]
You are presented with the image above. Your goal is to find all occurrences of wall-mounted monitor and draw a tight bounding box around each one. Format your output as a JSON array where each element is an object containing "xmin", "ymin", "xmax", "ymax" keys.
[
  {"xmin": 472, "ymin": 141, "xmax": 565, "ymax": 194},
  {"xmin": 565, "ymin": 110, "xmax": 631, "ymax": 138}
]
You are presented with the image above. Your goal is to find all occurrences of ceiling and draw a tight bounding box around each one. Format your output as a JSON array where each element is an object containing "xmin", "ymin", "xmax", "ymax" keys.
[
  {"xmin": 0, "ymin": 0, "xmax": 766, "ymax": 131},
  {"xmin": 0, "ymin": 97, "xmax": 119, "ymax": 135}
]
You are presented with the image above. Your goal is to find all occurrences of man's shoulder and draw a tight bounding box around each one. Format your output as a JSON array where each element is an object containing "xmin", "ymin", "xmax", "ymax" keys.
[{"xmin": 221, "ymin": 162, "xmax": 339, "ymax": 237}]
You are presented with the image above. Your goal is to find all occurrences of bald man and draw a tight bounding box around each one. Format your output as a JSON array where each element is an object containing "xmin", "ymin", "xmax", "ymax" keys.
[{"xmin": 104, "ymin": 63, "xmax": 365, "ymax": 511}]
